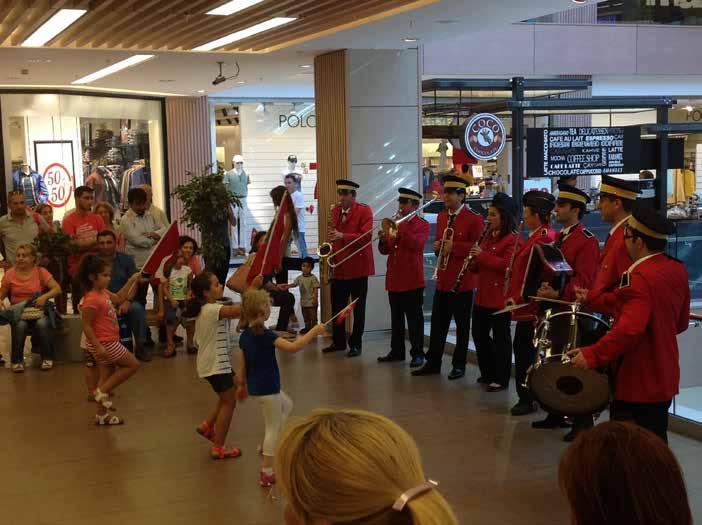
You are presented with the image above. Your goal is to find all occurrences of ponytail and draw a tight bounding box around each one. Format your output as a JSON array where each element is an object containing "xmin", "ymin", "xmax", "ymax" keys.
[{"xmin": 185, "ymin": 271, "xmax": 214, "ymax": 318}]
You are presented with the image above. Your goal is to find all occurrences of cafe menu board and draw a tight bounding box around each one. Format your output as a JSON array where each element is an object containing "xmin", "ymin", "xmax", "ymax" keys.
[{"xmin": 526, "ymin": 127, "xmax": 641, "ymax": 178}]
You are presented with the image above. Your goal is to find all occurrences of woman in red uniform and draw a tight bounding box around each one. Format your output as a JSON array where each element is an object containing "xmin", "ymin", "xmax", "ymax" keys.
[
  {"xmin": 505, "ymin": 191, "xmax": 557, "ymax": 416},
  {"xmin": 469, "ymin": 193, "xmax": 520, "ymax": 392}
]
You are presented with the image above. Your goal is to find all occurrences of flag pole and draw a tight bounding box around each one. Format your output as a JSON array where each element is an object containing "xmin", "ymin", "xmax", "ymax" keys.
[
  {"xmin": 324, "ymin": 298, "xmax": 359, "ymax": 326},
  {"xmin": 258, "ymin": 193, "xmax": 288, "ymax": 277}
]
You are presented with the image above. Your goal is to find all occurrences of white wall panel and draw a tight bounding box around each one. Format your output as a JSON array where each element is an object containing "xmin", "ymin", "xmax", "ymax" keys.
[
  {"xmin": 349, "ymin": 107, "xmax": 420, "ymax": 166},
  {"xmin": 349, "ymin": 49, "xmax": 420, "ymax": 108}
]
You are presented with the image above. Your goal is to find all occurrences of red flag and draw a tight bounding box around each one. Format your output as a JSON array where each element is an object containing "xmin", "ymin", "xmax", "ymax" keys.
[
  {"xmin": 335, "ymin": 301, "xmax": 357, "ymax": 325},
  {"xmin": 247, "ymin": 193, "xmax": 292, "ymax": 284},
  {"xmin": 142, "ymin": 220, "xmax": 180, "ymax": 278}
]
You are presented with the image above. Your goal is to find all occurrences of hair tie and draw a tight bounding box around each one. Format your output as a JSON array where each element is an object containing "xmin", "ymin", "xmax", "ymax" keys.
[{"xmin": 392, "ymin": 480, "xmax": 438, "ymax": 511}]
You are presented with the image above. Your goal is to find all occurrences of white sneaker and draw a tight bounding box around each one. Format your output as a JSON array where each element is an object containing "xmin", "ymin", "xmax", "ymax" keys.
[
  {"xmin": 41, "ymin": 360, "xmax": 53, "ymax": 371},
  {"xmin": 12, "ymin": 363, "xmax": 24, "ymax": 373}
]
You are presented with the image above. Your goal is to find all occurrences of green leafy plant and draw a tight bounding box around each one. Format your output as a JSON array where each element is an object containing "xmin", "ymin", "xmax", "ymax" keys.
[
  {"xmin": 33, "ymin": 225, "xmax": 73, "ymax": 258},
  {"xmin": 172, "ymin": 164, "xmax": 240, "ymax": 268}
]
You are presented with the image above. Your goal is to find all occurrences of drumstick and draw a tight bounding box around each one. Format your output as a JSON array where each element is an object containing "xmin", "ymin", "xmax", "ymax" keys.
[
  {"xmin": 492, "ymin": 303, "xmax": 529, "ymax": 315},
  {"xmin": 528, "ymin": 296, "xmax": 579, "ymax": 306},
  {"xmin": 324, "ymin": 298, "xmax": 359, "ymax": 326}
]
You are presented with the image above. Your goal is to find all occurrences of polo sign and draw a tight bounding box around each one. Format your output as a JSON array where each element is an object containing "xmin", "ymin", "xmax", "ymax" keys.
[
  {"xmin": 42, "ymin": 163, "xmax": 74, "ymax": 208},
  {"xmin": 461, "ymin": 113, "xmax": 506, "ymax": 161}
]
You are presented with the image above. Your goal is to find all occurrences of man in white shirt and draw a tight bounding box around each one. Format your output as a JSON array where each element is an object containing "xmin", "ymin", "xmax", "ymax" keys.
[
  {"xmin": 284, "ymin": 174, "xmax": 307, "ymax": 258},
  {"xmin": 138, "ymin": 184, "xmax": 169, "ymax": 229}
]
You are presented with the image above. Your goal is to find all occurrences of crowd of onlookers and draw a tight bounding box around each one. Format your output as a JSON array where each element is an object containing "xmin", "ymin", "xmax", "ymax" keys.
[{"xmin": 0, "ymin": 183, "xmax": 198, "ymax": 371}]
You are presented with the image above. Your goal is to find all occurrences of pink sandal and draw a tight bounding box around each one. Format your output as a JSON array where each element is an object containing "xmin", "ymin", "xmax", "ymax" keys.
[{"xmin": 211, "ymin": 445, "xmax": 242, "ymax": 460}]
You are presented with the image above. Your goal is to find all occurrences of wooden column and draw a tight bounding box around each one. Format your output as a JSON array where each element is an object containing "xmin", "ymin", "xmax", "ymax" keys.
[
  {"xmin": 314, "ymin": 50, "xmax": 348, "ymax": 320},
  {"xmin": 165, "ymin": 96, "xmax": 212, "ymax": 240}
]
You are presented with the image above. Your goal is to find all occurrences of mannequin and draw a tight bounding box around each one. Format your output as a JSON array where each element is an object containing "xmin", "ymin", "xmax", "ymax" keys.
[
  {"xmin": 223, "ymin": 154, "xmax": 250, "ymax": 256},
  {"xmin": 282, "ymin": 154, "xmax": 303, "ymax": 191},
  {"xmin": 12, "ymin": 163, "xmax": 48, "ymax": 208},
  {"xmin": 437, "ymin": 139, "xmax": 450, "ymax": 172}
]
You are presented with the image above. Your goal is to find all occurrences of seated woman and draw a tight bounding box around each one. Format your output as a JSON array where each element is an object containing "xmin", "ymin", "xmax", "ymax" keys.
[
  {"xmin": 276, "ymin": 408, "xmax": 458, "ymax": 525},
  {"xmin": 0, "ymin": 244, "xmax": 62, "ymax": 372},
  {"xmin": 559, "ymin": 421, "xmax": 692, "ymax": 525}
]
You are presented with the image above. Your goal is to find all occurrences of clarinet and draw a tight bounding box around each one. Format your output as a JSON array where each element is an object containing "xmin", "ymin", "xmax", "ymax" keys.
[
  {"xmin": 451, "ymin": 221, "xmax": 490, "ymax": 294},
  {"xmin": 503, "ymin": 220, "xmax": 524, "ymax": 296}
]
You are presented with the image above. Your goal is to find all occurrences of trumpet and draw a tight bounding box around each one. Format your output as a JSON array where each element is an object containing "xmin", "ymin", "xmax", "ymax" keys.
[
  {"xmin": 319, "ymin": 196, "xmax": 439, "ymax": 269},
  {"xmin": 432, "ymin": 225, "xmax": 454, "ymax": 280}
]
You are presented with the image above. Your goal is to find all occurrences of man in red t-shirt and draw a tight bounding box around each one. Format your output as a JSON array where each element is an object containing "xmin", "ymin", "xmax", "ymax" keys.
[{"xmin": 62, "ymin": 185, "xmax": 106, "ymax": 312}]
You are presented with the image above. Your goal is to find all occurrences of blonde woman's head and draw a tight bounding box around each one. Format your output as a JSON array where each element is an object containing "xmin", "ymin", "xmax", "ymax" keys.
[
  {"xmin": 276, "ymin": 409, "xmax": 458, "ymax": 525},
  {"xmin": 241, "ymin": 288, "xmax": 271, "ymax": 335}
]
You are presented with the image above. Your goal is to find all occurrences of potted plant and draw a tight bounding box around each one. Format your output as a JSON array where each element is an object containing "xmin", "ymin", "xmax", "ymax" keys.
[{"xmin": 172, "ymin": 164, "xmax": 240, "ymax": 273}]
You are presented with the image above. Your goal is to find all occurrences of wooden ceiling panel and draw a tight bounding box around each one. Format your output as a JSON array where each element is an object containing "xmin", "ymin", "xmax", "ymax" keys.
[{"xmin": 0, "ymin": 0, "xmax": 438, "ymax": 53}]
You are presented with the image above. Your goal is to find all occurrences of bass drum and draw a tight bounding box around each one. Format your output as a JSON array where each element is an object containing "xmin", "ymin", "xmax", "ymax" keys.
[{"xmin": 528, "ymin": 309, "xmax": 611, "ymax": 417}]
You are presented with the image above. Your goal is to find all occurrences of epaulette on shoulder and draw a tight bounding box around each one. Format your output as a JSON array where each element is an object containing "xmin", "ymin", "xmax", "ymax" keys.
[
  {"xmin": 666, "ymin": 254, "xmax": 683, "ymax": 264},
  {"xmin": 358, "ymin": 203, "xmax": 369, "ymax": 208},
  {"xmin": 582, "ymin": 228, "xmax": 594, "ymax": 238},
  {"xmin": 540, "ymin": 228, "xmax": 549, "ymax": 236},
  {"xmin": 467, "ymin": 207, "xmax": 480, "ymax": 215},
  {"xmin": 619, "ymin": 271, "xmax": 630, "ymax": 289}
]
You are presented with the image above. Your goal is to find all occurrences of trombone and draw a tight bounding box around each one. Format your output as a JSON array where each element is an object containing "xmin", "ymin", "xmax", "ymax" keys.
[{"xmin": 318, "ymin": 195, "xmax": 439, "ymax": 269}]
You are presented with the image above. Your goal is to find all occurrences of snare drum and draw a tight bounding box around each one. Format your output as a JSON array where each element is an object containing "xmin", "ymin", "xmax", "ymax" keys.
[{"xmin": 528, "ymin": 307, "xmax": 611, "ymax": 417}]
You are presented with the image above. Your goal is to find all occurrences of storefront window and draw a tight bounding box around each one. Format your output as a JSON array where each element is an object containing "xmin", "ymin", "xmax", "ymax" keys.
[{"xmin": 1, "ymin": 93, "xmax": 164, "ymax": 221}]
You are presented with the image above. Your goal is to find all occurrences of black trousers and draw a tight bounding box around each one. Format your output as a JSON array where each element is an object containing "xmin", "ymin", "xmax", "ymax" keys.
[
  {"xmin": 331, "ymin": 277, "xmax": 368, "ymax": 350},
  {"xmin": 513, "ymin": 321, "xmax": 536, "ymax": 403},
  {"xmin": 388, "ymin": 288, "xmax": 425, "ymax": 359},
  {"xmin": 425, "ymin": 289, "xmax": 474, "ymax": 371},
  {"xmin": 611, "ymin": 399, "xmax": 672, "ymax": 443},
  {"xmin": 472, "ymin": 306, "xmax": 512, "ymax": 386},
  {"xmin": 270, "ymin": 289, "xmax": 295, "ymax": 331}
]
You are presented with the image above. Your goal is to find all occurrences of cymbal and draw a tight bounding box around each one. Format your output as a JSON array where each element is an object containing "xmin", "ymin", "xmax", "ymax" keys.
[
  {"xmin": 528, "ymin": 296, "xmax": 578, "ymax": 306},
  {"xmin": 493, "ymin": 303, "xmax": 530, "ymax": 315}
]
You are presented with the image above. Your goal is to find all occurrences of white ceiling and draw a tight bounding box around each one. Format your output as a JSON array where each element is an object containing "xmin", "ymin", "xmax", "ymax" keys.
[{"xmin": 0, "ymin": 0, "xmax": 589, "ymax": 99}]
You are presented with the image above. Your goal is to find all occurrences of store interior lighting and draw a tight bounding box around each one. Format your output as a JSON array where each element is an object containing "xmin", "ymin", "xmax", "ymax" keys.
[
  {"xmin": 192, "ymin": 17, "xmax": 297, "ymax": 51},
  {"xmin": 206, "ymin": 0, "xmax": 265, "ymax": 16},
  {"xmin": 21, "ymin": 9, "xmax": 87, "ymax": 47},
  {"xmin": 71, "ymin": 55, "xmax": 155, "ymax": 85}
]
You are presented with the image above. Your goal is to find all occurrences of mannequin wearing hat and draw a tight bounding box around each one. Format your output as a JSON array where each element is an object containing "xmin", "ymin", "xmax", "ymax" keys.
[
  {"xmin": 504, "ymin": 190, "xmax": 557, "ymax": 416},
  {"xmin": 412, "ymin": 175, "xmax": 484, "ymax": 380},
  {"xmin": 533, "ymin": 184, "xmax": 600, "ymax": 441},
  {"xmin": 322, "ymin": 180, "xmax": 375, "ymax": 358},
  {"xmin": 377, "ymin": 188, "xmax": 430, "ymax": 368},
  {"xmin": 567, "ymin": 207, "xmax": 690, "ymax": 443},
  {"xmin": 469, "ymin": 193, "xmax": 520, "ymax": 392},
  {"xmin": 223, "ymin": 154, "xmax": 251, "ymax": 256},
  {"xmin": 577, "ymin": 176, "xmax": 640, "ymax": 313}
]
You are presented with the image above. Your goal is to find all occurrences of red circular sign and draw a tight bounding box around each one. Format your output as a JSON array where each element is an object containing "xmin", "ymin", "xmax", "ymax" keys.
[
  {"xmin": 42, "ymin": 163, "xmax": 74, "ymax": 208},
  {"xmin": 462, "ymin": 113, "xmax": 507, "ymax": 161}
]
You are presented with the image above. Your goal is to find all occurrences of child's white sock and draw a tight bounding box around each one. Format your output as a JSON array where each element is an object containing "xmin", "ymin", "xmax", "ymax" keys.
[{"xmin": 262, "ymin": 467, "xmax": 274, "ymax": 475}]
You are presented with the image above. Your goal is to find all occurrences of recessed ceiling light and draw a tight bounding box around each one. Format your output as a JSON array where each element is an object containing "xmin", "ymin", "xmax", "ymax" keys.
[
  {"xmin": 192, "ymin": 17, "xmax": 296, "ymax": 51},
  {"xmin": 21, "ymin": 9, "xmax": 87, "ymax": 47},
  {"xmin": 197, "ymin": 89, "xmax": 205, "ymax": 93},
  {"xmin": 299, "ymin": 64, "xmax": 312, "ymax": 69},
  {"xmin": 403, "ymin": 37, "xmax": 419, "ymax": 43},
  {"xmin": 237, "ymin": 80, "xmax": 246, "ymax": 84},
  {"xmin": 572, "ymin": 0, "xmax": 587, "ymax": 3},
  {"xmin": 71, "ymin": 55, "xmax": 155, "ymax": 85},
  {"xmin": 207, "ymin": 0, "xmax": 265, "ymax": 16}
]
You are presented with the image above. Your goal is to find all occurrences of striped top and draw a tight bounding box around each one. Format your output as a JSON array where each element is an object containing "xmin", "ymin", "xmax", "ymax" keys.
[{"xmin": 195, "ymin": 303, "xmax": 233, "ymax": 378}]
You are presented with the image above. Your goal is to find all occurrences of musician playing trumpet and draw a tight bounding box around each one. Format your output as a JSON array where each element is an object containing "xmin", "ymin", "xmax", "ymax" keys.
[
  {"xmin": 322, "ymin": 180, "xmax": 375, "ymax": 358},
  {"xmin": 469, "ymin": 193, "xmax": 520, "ymax": 393},
  {"xmin": 412, "ymin": 175, "xmax": 483, "ymax": 380},
  {"xmin": 377, "ymin": 188, "xmax": 430, "ymax": 368}
]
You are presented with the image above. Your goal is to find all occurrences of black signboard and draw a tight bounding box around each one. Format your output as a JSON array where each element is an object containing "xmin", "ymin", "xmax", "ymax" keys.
[{"xmin": 527, "ymin": 127, "xmax": 641, "ymax": 178}]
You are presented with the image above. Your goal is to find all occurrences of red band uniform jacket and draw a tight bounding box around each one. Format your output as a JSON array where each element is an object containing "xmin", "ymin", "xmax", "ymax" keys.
[
  {"xmin": 587, "ymin": 219, "xmax": 632, "ymax": 316},
  {"xmin": 557, "ymin": 222, "xmax": 600, "ymax": 303},
  {"xmin": 434, "ymin": 206, "xmax": 483, "ymax": 293},
  {"xmin": 472, "ymin": 230, "xmax": 520, "ymax": 310},
  {"xmin": 330, "ymin": 201, "xmax": 375, "ymax": 280},
  {"xmin": 581, "ymin": 254, "xmax": 690, "ymax": 403},
  {"xmin": 379, "ymin": 215, "xmax": 430, "ymax": 292},
  {"xmin": 506, "ymin": 225, "xmax": 557, "ymax": 321}
]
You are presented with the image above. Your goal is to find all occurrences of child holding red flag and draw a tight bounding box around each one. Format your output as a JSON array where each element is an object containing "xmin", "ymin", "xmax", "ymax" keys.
[{"xmin": 236, "ymin": 288, "xmax": 325, "ymax": 486}]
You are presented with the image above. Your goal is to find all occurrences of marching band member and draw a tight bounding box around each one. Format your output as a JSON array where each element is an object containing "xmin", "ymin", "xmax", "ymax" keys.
[
  {"xmin": 322, "ymin": 180, "xmax": 375, "ymax": 358},
  {"xmin": 505, "ymin": 190, "xmax": 557, "ymax": 416},
  {"xmin": 569, "ymin": 207, "xmax": 690, "ymax": 443},
  {"xmin": 534, "ymin": 184, "xmax": 600, "ymax": 441},
  {"xmin": 377, "ymin": 188, "xmax": 430, "ymax": 368},
  {"xmin": 470, "ymin": 193, "xmax": 520, "ymax": 392},
  {"xmin": 412, "ymin": 175, "xmax": 483, "ymax": 380},
  {"xmin": 578, "ymin": 175, "xmax": 639, "ymax": 313}
]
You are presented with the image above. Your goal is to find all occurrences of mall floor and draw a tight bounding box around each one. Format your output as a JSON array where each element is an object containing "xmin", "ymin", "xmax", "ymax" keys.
[{"xmin": 3, "ymin": 330, "xmax": 702, "ymax": 525}]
